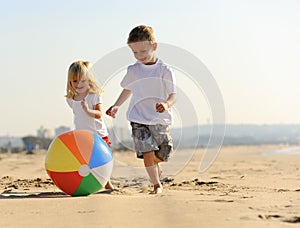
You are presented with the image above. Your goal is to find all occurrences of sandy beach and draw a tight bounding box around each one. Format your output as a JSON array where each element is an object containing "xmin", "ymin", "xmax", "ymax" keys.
[{"xmin": 0, "ymin": 145, "xmax": 299, "ymax": 228}]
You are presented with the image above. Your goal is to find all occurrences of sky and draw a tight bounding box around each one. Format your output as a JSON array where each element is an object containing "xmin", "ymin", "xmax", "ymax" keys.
[{"xmin": 1, "ymin": 0, "xmax": 300, "ymax": 136}]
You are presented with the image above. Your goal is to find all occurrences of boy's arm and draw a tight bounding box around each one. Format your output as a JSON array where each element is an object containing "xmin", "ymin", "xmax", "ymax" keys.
[
  {"xmin": 156, "ymin": 93, "xmax": 176, "ymax": 113},
  {"xmin": 113, "ymin": 89, "xmax": 132, "ymax": 107},
  {"xmin": 166, "ymin": 93, "xmax": 176, "ymax": 108},
  {"xmin": 106, "ymin": 89, "xmax": 132, "ymax": 118}
]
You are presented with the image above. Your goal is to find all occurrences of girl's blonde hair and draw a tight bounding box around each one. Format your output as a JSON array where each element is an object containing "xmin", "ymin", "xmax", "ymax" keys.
[
  {"xmin": 66, "ymin": 60, "xmax": 102, "ymax": 98},
  {"xmin": 127, "ymin": 25, "xmax": 156, "ymax": 44}
]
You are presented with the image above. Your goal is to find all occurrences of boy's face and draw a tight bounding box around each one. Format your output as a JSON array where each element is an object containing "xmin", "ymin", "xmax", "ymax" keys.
[{"xmin": 129, "ymin": 41, "xmax": 157, "ymax": 65}]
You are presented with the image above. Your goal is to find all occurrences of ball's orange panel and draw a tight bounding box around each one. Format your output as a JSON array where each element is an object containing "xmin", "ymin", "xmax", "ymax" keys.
[{"xmin": 58, "ymin": 130, "xmax": 93, "ymax": 164}]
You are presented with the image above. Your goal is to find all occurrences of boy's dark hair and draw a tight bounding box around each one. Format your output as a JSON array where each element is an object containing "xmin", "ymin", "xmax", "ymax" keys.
[{"xmin": 127, "ymin": 25, "xmax": 156, "ymax": 44}]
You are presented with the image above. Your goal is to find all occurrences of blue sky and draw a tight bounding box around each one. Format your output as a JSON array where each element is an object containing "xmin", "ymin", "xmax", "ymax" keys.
[{"xmin": 1, "ymin": 0, "xmax": 300, "ymax": 136}]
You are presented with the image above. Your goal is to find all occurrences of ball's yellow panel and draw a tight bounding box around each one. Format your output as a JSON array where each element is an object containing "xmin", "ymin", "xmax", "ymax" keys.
[{"xmin": 45, "ymin": 138, "xmax": 81, "ymax": 172}]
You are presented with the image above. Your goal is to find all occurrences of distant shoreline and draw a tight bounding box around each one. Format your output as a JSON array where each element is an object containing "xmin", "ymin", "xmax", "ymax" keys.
[{"xmin": 262, "ymin": 147, "xmax": 300, "ymax": 155}]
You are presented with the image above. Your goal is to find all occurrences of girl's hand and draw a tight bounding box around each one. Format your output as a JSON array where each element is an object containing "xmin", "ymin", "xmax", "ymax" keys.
[
  {"xmin": 156, "ymin": 102, "xmax": 169, "ymax": 113},
  {"xmin": 106, "ymin": 105, "xmax": 119, "ymax": 118},
  {"xmin": 81, "ymin": 100, "xmax": 89, "ymax": 113}
]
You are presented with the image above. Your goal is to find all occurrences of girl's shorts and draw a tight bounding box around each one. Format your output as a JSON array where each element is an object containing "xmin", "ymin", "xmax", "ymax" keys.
[
  {"xmin": 102, "ymin": 136, "xmax": 111, "ymax": 147},
  {"xmin": 130, "ymin": 122, "xmax": 173, "ymax": 161}
]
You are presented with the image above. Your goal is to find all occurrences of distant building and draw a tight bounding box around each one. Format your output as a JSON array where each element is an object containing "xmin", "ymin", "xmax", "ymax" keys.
[
  {"xmin": 37, "ymin": 126, "xmax": 53, "ymax": 138},
  {"xmin": 0, "ymin": 136, "xmax": 24, "ymax": 153},
  {"xmin": 55, "ymin": 126, "xmax": 71, "ymax": 136}
]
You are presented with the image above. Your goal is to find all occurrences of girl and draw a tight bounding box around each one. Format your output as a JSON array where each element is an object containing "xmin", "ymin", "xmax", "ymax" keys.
[{"xmin": 66, "ymin": 60, "xmax": 114, "ymax": 190}]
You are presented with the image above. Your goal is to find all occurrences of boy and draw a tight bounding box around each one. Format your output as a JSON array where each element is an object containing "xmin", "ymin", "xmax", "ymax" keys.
[{"xmin": 106, "ymin": 25, "xmax": 176, "ymax": 194}]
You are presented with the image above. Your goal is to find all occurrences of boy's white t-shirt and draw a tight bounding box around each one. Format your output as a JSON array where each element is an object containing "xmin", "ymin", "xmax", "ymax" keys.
[
  {"xmin": 66, "ymin": 93, "xmax": 108, "ymax": 137},
  {"xmin": 121, "ymin": 59, "xmax": 176, "ymax": 125}
]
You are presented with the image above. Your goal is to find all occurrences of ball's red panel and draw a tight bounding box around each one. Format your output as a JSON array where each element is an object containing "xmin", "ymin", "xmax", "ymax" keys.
[{"xmin": 47, "ymin": 170, "xmax": 82, "ymax": 195}]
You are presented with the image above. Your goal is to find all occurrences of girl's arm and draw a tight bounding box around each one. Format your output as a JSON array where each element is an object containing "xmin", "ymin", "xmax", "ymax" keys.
[
  {"xmin": 106, "ymin": 89, "xmax": 132, "ymax": 118},
  {"xmin": 81, "ymin": 100, "xmax": 102, "ymax": 119}
]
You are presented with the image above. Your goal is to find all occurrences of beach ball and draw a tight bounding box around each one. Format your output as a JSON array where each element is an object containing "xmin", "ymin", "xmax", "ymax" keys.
[{"xmin": 45, "ymin": 130, "xmax": 113, "ymax": 196}]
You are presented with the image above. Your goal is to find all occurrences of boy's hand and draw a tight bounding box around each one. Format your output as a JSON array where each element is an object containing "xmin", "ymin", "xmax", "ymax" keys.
[
  {"xmin": 106, "ymin": 105, "xmax": 119, "ymax": 118},
  {"xmin": 156, "ymin": 102, "xmax": 169, "ymax": 113}
]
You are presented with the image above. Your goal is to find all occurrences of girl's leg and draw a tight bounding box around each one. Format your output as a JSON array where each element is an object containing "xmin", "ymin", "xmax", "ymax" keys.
[
  {"xmin": 105, "ymin": 180, "xmax": 114, "ymax": 190},
  {"xmin": 102, "ymin": 136, "xmax": 114, "ymax": 190},
  {"xmin": 144, "ymin": 151, "xmax": 163, "ymax": 194}
]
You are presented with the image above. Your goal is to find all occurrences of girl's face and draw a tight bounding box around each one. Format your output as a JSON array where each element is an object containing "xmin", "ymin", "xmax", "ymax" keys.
[
  {"xmin": 70, "ymin": 76, "xmax": 90, "ymax": 94},
  {"xmin": 129, "ymin": 41, "xmax": 157, "ymax": 64}
]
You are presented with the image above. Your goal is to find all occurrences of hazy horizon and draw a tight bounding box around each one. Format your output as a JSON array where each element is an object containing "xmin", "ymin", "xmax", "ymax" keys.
[
  {"xmin": 1, "ymin": 0, "xmax": 300, "ymax": 136},
  {"xmin": 1, "ymin": 123, "xmax": 300, "ymax": 138}
]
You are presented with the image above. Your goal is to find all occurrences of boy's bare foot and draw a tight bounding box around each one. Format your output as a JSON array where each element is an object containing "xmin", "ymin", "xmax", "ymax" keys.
[
  {"xmin": 105, "ymin": 180, "xmax": 114, "ymax": 190},
  {"xmin": 149, "ymin": 184, "xmax": 163, "ymax": 194}
]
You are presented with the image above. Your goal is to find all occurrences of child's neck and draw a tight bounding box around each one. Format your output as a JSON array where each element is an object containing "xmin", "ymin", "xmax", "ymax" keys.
[
  {"xmin": 144, "ymin": 57, "xmax": 158, "ymax": 65},
  {"xmin": 74, "ymin": 91, "xmax": 88, "ymax": 101}
]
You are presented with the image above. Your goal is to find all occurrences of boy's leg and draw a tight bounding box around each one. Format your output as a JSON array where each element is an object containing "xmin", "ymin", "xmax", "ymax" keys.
[
  {"xmin": 143, "ymin": 151, "xmax": 163, "ymax": 194},
  {"xmin": 154, "ymin": 155, "xmax": 163, "ymax": 163},
  {"xmin": 150, "ymin": 124, "xmax": 173, "ymax": 163},
  {"xmin": 157, "ymin": 163, "xmax": 162, "ymax": 177}
]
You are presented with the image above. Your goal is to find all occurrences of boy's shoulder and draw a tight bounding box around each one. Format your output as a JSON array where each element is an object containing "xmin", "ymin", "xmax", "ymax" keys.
[
  {"xmin": 157, "ymin": 59, "xmax": 171, "ymax": 70},
  {"xmin": 127, "ymin": 61, "xmax": 139, "ymax": 70}
]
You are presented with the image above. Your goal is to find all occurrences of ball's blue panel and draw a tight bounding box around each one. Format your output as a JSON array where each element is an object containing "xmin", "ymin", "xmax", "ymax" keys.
[{"xmin": 89, "ymin": 133, "xmax": 113, "ymax": 169}]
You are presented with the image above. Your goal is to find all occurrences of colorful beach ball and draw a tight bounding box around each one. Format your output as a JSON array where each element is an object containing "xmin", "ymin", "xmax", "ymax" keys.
[{"xmin": 45, "ymin": 130, "xmax": 113, "ymax": 196}]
